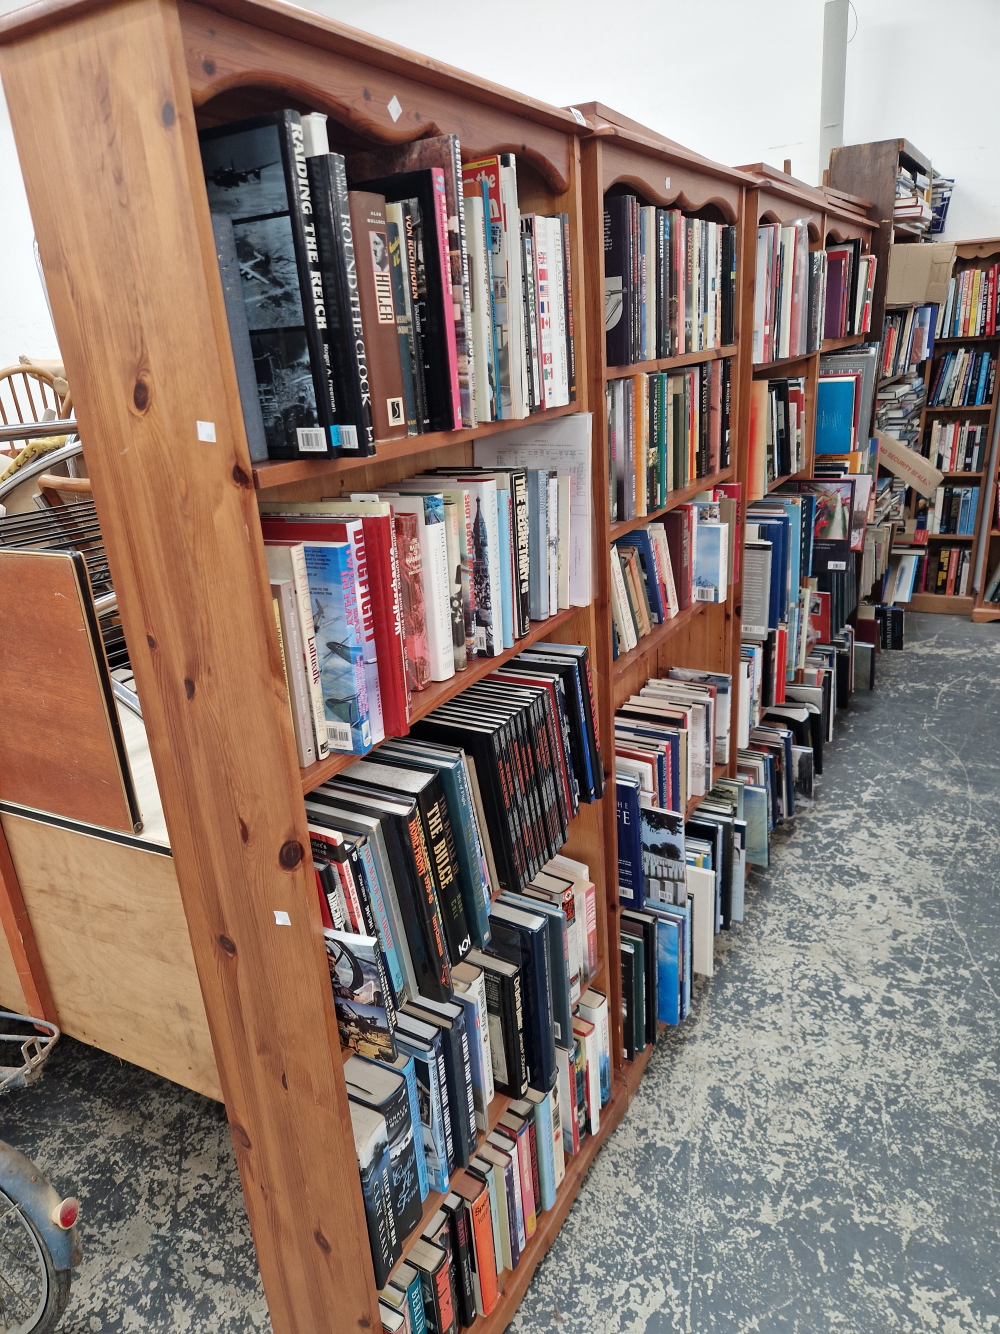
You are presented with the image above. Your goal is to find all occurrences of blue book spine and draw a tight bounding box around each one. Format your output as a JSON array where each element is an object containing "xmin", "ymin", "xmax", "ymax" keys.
[
  {"xmin": 394, "ymin": 1036, "xmax": 450, "ymax": 1195},
  {"xmin": 356, "ymin": 840, "xmax": 406, "ymax": 1001},
  {"xmin": 815, "ymin": 379, "xmax": 856, "ymax": 453},
  {"xmin": 450, "ymin": 989, "xmax": 487, "ymax": 1125},
  {"xmin": 616, "ymin": 775, "xmax": 645, "ymax": 908},
  {"xmin": 531, "ymin": 1093, "xmax": 556, "ymax": 1212},
  {"xmin": 497, "ymin": 489, "xmax": 515, "ymax": 649},
  {"xmin": 404, "ymin": 1269, "xmax": 428, "ymax": 1334},
  {"xmin": 624, "ymin": 530, "xmax": 665, "ymax": 623},
  {"xmin": 303, "ymin": 542, "xmax": 371, "ymax": 754},
  {"xmin": 655, "ymin": 917, "xmax": 680, "ymax": 1025},
  {"xmin": 397, "ymin": 1053, "xmax": 429, "ymax": 1201}
]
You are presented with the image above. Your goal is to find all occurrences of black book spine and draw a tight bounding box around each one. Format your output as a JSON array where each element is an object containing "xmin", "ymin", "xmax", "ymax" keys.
[
  {"xmin": 575, "ymin": 646, "xmax": 604, "ymax": 798},
  {"xmin": 504, "ymin": 709, "xmax": 543, "ymax": 879},
  {"xmin": 721, "ymin": 358, "xmax": 732, "ymax": 469},
  {"xmin": 455, "ymin": 1017, "xmax": 478, "ymax": 1153},
  {"xmin": 698, "ymin": 364, "xmax": 710, "ymax": 478},
  {"xmin": 211, "ymin": 213, "xmax": 268, "ymax": 464},
  {"xmin": 406, "ymin": 809, "xmax": 453, "ymax": 994},
  {"xmin": 500, "ymin": 966, "xmax": 529, "ymax": 1097},
  {"xmin": 326, "ymin": 154, "xmax": 376, "ymax": 454},
  {"xmin": 630, "ymin": 197, "xmax": 641, "ymax": 364},
  {"xmin": 603, "ymin": 195, "xmax": 631, "ymax": 368},
  {"xmin": 620, "ymin": 944, "xmax": 635, "ymax": 1061},
  {"xmin": 443, "ymin": 1199, "xmax": 477, "ymax": 1329},
  {"xmin": 278, "ymin": 114, "xmax": 341, "ymax": 455},
  {"xmin": 419, "ymin": 784, "xmax": 473, "ymax": 965},
  {"xmin": 401, "ymin": 200, "xmax": 431, "ymax": 432},
  {"xmin": 558, "ymin": 213, "xmax": 577, "ymax": 402}
]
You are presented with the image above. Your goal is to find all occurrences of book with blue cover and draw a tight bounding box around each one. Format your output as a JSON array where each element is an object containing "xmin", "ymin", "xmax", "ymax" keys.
[
  {"xmin": 815, "ymin": 375, "xmax": 856, "ymax": 454},
  {"xmin": 325, "ymin": 928, "xmax": 396, "ymax": 1061},
  {"xmin": 499, "ymin": 891, "xmax": 571, "ymax": 1050},
  {"xmin": 620, "ymin": 528, "xmax": 665, "ymax": 623},
  {"xmin": 692, "ymin": 521, "xmax": 729, "ymax": 604},
  {"xmin": 654, "ymin": 914, "xmax": 680, "ymax": 1025},
  {"xmin": 384, "ymin": 1050, "xmax": 430, "ymax": 1202},
  {"xmin": 392, "ymin": 1027, "xmax": 451, "ymax": 1195},
  {"xmin": 303, "ymin": 541, "xmax": 371, "ymax": 753}
]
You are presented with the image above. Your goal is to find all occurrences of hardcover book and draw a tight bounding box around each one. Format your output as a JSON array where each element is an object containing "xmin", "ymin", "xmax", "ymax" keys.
[
  {"xmin": 325, "ymin": 928, "xmax": 396, "ymax": 1061},
  {"xmin": 349, "ymin": 1101, "xmax": 401, "ymax": 1288}
]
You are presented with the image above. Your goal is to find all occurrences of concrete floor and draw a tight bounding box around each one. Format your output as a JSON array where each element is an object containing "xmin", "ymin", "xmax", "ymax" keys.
[{"xmin": 4, "ymin": 612, "xmax": 998, "ymax": 1332}]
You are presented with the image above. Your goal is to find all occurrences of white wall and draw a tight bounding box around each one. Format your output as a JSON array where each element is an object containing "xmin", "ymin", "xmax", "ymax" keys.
[{"xmin": 1, "ymin": 0, "xmax": 998, "ymax": 364}]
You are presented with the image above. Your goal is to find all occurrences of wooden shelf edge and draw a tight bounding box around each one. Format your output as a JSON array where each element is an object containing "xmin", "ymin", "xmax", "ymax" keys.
[
  {"xmin": 605, "ymin": 345, "xmax": 737, "ymax": 380},
  {"xmin": 751, "ymin": 351, "xmax": 815, "ymax": 373},
  {"xmin": 971, "ymin": 605, "xmax": 1000, "ymax": 622},
  {"xmin": 300, "ymin": 604, "xmax": 581, "ymax": 793},
  {"xmin": 611, "ymin": 600, "xmax": 708, "ymax": 686},
  {"xmin": 253, "ymin": 403, "xmax": 582, "ymax": 490},
  {"xmin": 821, "ymin": 334, "xmax": 866, "ymax": 351},
  {"xmin": 934, "ymin": 334, "xmax": 1000, "ymax": 344},
  {"xmin": 609, "ymin": 466, "xmax": 735, "ymax": 541},
  {"xmin": 925, "ymin": 404, "xmax": 992, "ymax": 414},
  {"xmin": 920, "ymin": 533, "xmax": 975, "ymax": 541},
  {"xmin": 471, "ymin": 1081, "xmax": 629, "ymax": 1334},
  {"xmin": 906, "ymin": 593, "xmax": 975, "ymax": 614}
]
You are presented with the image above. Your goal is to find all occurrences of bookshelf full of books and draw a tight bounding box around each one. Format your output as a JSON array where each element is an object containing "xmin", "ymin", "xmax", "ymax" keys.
[{"xmin": 0, "ymin": 3, "xmax": 651, "ymax": 1330}]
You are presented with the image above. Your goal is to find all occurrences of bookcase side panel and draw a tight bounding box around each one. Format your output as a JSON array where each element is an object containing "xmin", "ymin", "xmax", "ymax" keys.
[{"xmin": 0, "ymin": 4, "xmax": 379, "ymax": 1331}]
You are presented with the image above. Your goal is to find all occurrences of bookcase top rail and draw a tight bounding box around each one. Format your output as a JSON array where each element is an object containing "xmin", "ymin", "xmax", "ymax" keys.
[
  {"xmin": 738, "ymin": 162, "xmax": 833, "ymax": 221},
  {"xmin": 0, "ymin": 0, "xmax": 580, "ymax": 140},
  {"xmin": 583, "ymin": 116, "xmax": 754, "ymax": 191}
]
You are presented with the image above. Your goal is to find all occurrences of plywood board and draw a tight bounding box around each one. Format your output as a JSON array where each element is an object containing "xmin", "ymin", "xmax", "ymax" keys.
[{"xmin": 0, "ymin": 812, "xmax": 220, "ymax": 1100}]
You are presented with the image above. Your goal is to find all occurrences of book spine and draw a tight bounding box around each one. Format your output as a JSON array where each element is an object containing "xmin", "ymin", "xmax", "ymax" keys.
[
  {"xmin": 385, "ymin": 207, "xmax": 420, "ymax": 434},
  {"xmin": 330, "ymin": 155, "xmax": 376, "ymax": 453},
  {"xmin": 280, "ymin": 543, "xmax": 330, "ymax": 761},
  {"xmin": 406, "ymin": 810, "xmax": 452, "ymax": 996},
  {"xmin": 559, "ymin": 213, "xmax": 577, "ymax": 401},
  {"xmin": 430, "ymin": 167, "xmax": 463, "ymax": 430}
]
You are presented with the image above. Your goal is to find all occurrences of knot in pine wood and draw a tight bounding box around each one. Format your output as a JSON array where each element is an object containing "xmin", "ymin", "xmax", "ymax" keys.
[
  {"xmin": 202, "ymin": 59, "xmax": 215, "ymax": 75},
  {"xmin": 313, "ymin": 1229, "xmax": 331, "ymax": 1253},
  {"xmin": 232, "ymin": 464, "xmax": 251, "ymax": 487},
  {"xmin": 132, "ymin": 378, "xmax": 149, "ymax": 411},
  {"xmin": 279, "ymin": 839, "xmax": 303, "ymax": 870},
  {"xmin": 229, "ymin": 1121, "xmax": 252, "ymax": 1150},
  {"xmin": 161, "ymin": 100, "xmax": 175, "ymax": 127},
  {"xmin": 218, "ymin": 933, "xmax": 237, "ymax": 956}
]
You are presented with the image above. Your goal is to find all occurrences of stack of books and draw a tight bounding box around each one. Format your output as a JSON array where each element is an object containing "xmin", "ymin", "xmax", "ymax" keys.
[
  {"xmin": 605, "ymin": 361, "xmax": 732, "ymax": 521},
  {"xmin": 603, "ymin": 197, "xmax": 737, "ymax": 366},
  {"xmin": 876, "ymin": 373, "xmax": 925, "ymax": 447},
  {"xmin": 936, "ymin": 264, "xmax": 998, "ymax": 339},
  {"xmin": 260, "ymin": 421, "xmax": 593, "ymax": 762},
  {"xmin": 201, "ymin": 111, "xmax": 576, "ymax": 463},
  {"xmin": 815, "ymin": 345, "xmax": 880, "ymax": 460},
  {"xmin": 929, "ymin": 173, "xmax": 955, "ymax": 236},
  {"xmin": 928, "ymin": 347, "xmax": 997, "ymax": 407},
  {"xmin": 894, "ymin": 163, "xmax": 932, "ymax": 231},
  {"xmin": 614, "ymin": 669, "xmax": 745, "ymax": 1016},
  {"xmin": 915, "ymin": 484, "xmax": 981, "ymax": 537}
]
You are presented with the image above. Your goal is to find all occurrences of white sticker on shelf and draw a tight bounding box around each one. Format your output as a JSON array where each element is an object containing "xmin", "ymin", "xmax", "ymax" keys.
[
  {"xmin": 664, "ymin": 176, "xmax": 671, "ymax": 192},
  {"xmin": 387, "ymin": 95, "xmax": 402, "ymax": 123},
  {"xmin": 568, "ymin": 107, "xmax": 587, "ymax": 126},
  {"xmin": 196, "ymin": 420, "xmax": 216, "ymax": 442},
  {"xmin": 273, "ymin": 910, "xmax": 291, "ymax": 926}
]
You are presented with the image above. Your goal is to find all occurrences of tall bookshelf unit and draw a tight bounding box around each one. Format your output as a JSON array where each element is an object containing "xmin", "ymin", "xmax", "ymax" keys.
[
  {"xmin": 827, "ymin": 138, "xmax": 934, "ymax": 340},
  {"xmin": 735, "ymin": 164, "xmax": 875, "ymax": 498},
  {"xmin": 0, "ymin": 3, "xmax": 626, "ymax": 1330},
  {"xmin": 574, "ymin": 104, "xmax": 750, "ymax": 1097}
]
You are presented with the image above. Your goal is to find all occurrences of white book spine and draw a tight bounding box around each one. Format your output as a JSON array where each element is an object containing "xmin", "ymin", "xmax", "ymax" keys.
[
  {"xmin": 556, "ymin": 474, "xmax": 571, "ymax": 610},
  {"xmin": 265, "ymin": 543, "xmax": 329, "ymax": 761},
  {"xmin": 547, "ymin": 472, "xmax": 559, "ymax": 615},
  {"xmin": 548, "ymin": 217, "xmax": 569, "ymax": 407},
  {"xmin": 465, "ymin": 196, "xmax": 495, "ymax": 424},
  {"xmin": 501, "ymin": 161, "xmax": 528, "ymax": 418}
]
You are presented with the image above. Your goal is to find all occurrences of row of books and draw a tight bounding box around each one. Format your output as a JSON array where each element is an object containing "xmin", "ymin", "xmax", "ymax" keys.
[
  {"xmin": 342, "ymin": 857, "xmax": 611, "ymax": 1306},
  {"xmin": 202, "ymin": 111, "xmax": 576, "ymax": 463},
  {"xmin": 928, "ymin": 347, "xmax": 996, "ymax": 408},
  {"xmin": 881, "ymin": 304, "xmax": 936, "ymax": 379},
  {"xmin": 751, "ymin": 231, "xmax": 874, "ymax": 366},
  {"xmin": 915, "ymin": 485, "xmax": 980, "ymax": 537},
  {"xmin": 606, "ymin": 360, "xmax": 732, "ymax": 522},
  {"xmin": 609, "ymin": 490, "xmax": 739, "ymax": 659},
  {"xmin": 902, "ymin": 545, "xmax": 974, "ymax": 598},
  {"xmin": 603, "ymin": 197, "xmax": 738, "ymax": 366},
  {"xmin": 261, "ymin": 427, "xmax": 591, "ymax": 761},
  {"xmin": 921, "ymin": 419, "xmax": 988, "ymax": 474},
  {"xmin": 876, "ymin": 373, "xmax": 925, "ymax": 446},
  {"xmin": 935, "ymin": 265, "xmax": 999, "ymax": 340},
  {"xmin": 746, "ymin": 376, "xmax": 806, "ymax": 496}
]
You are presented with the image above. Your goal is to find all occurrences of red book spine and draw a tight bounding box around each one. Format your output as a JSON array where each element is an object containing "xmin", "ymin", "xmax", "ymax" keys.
[
  {"xmin": 988, "ymin": 265, "xmax": 998, "ymax": 337},
  {"xmin": 394, "ymin": 512, "xmax": 430, "ymax": 693},
  {"xmin": 431, "ymin": 165, "xmax": 462, "ymax": 429},
  {"xmin": 363, "ymin": 514, "xmax": 409, "ymax": 736},
  {"xmin": 453, "ymin": 1172, "xmax": 499, "ymax": 1316},
  {"xmin": 945, "ymin": 548, "xmax": 959, "ymax": 596}
]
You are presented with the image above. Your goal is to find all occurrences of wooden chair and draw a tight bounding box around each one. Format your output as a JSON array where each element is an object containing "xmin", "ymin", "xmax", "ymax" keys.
[{"xmin": 0, "ymin": 367, "xmax": 72, "ymax": 457}]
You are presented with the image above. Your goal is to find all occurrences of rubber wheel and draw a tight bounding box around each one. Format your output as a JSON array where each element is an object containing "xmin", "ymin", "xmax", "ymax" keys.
[{"xmin": 0, "ymin": 1186, "xmax": 73, "ymax": 1333}]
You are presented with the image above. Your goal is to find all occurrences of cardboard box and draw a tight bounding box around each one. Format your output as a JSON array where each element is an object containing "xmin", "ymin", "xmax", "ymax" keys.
[
  {"xmin": 886, "ymin": 241, "xmax": 956, "ymax": 307},
  {"xmin": 876, "ymin": 431, "xmax": 943, "ymax": 499}
]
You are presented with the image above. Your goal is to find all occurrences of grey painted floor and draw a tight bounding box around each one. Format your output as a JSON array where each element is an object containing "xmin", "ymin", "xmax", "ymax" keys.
[{"xmin": 2, "ymin": 613, "xmax": 998, "ymax": 1332}]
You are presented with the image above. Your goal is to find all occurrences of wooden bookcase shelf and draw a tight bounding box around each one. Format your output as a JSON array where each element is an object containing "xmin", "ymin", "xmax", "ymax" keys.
[
  {"xmin": 605, "ymin": 345, "xmax": 737, "ymax": 380},
  {"xmin": 576, "ymin": 103, "xmax": 750, "ymax": 1086}
]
